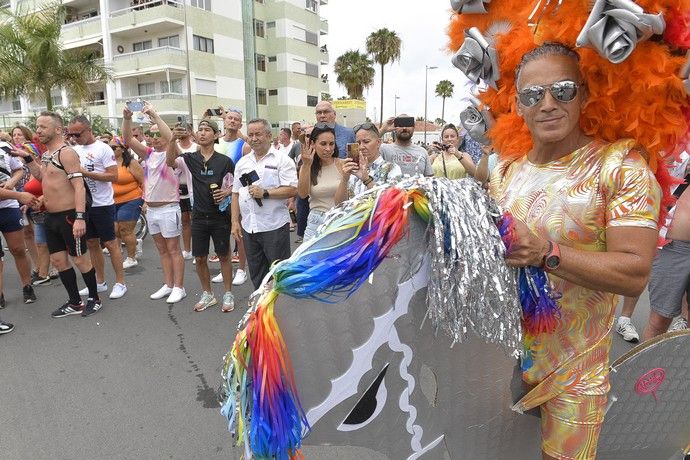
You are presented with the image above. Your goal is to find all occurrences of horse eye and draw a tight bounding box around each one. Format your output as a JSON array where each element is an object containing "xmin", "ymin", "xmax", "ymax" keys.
[{"xmin": 337, "ymin": 363, "xmax": 389, "ymax": 431}]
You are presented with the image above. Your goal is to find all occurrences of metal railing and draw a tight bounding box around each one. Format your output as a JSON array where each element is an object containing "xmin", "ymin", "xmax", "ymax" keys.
[
  {"xmin": 112, "ymin": 46, "xmax": 184, "ymax": 61},
  {"xmin": 116, "ymin": 92, "xmax": 186, "ymax": 102},
  {"xmin": 110, "ymin": 0, "xmax": 182, "ymax": 17}
]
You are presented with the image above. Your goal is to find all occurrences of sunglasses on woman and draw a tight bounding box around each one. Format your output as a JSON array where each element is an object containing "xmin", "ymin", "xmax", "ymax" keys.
[
  {"xmin": 353, "ymin": 122, "xmax": 379, "ymax": 136},
  {"xmin": 517, "ymin": 80, "xmax": 582, "ymax": 108}
]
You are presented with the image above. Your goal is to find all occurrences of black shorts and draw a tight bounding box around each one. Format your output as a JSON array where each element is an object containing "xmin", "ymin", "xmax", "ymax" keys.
[
  {"xmin": 191, "ymin": 212, "xmax": 230, "ymax": 257},
  {"xmin": 85, "ymin": 205, "xmax": 117, "ymax": 242},
  {"xmin": 0, "ymin": 207, "xmax": 24, "ymax": 233},
  {"xmin": 180, "ymin": 198, "xmax": 192, "ymax": 213},
  {"xmin": 45, "ymin": 210, "xmax": 87, "ymax": 257}
]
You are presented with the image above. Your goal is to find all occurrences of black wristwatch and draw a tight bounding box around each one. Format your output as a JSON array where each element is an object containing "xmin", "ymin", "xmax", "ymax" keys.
[
  {"xmin": 263, "ymin": 189, "xmax": 270, "ymax": 199},
  {"xmin": 74, "ymin": 212, "xmax": 86, "ymax": 220}
]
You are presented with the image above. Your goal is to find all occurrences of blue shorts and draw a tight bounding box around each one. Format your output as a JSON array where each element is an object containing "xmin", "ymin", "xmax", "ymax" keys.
[
  {"xmin": 85, "ymin": 205, "xmax": 117, "ymax": 242},
  {"xmin": 0, "ymin": 207, "xmax": 23, "ymax": 233},
  {"xmin": 115, "ymin": 198, "xmax": 144, "ymax": 223}
]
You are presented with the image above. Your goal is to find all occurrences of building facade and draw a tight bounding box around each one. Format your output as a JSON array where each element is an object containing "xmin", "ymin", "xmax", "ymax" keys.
[{"xmin": 0, "ymin": 0, "xmax": 329, "ymax": 130}]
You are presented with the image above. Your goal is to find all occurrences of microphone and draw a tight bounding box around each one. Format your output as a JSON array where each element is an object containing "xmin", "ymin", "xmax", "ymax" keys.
[{"xmin": 239, "ymin": 171, "xmax": 263, "ymax": 207}]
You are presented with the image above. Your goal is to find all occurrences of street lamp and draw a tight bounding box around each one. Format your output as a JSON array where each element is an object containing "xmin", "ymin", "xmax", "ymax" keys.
[
  {"xmin": 423, "ymin": 65, "xmax": 437, "ymax": 145},
  {"xmin": 394, "ymin": 95, "xmax": 400, "ymax": 116}
]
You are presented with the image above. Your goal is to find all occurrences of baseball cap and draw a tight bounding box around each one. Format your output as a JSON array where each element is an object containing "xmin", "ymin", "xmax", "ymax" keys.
[{"xmin": 198, "ymin": 119, "xmax": 220, "ymax": 134}]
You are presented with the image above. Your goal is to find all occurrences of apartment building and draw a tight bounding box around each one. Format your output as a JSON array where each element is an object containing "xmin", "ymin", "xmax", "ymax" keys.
[{"xmin": 0, "ymin": 0, "xmax": 329, "ymax": 129}]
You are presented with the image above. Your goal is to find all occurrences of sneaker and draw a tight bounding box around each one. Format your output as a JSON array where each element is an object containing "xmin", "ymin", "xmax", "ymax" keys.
[
  {"xmin": 616, "ymin": 318, "xmax": 640, "ymax": 343},
  {"xmin": 48, "ymin": 268, "xmax": 59, "ymax": 279},
  {"xmin": 295, "ymin": 237, "xmax": 303, "ymax": 244},
  {"xmin": 0, "ymin": 320, "xmax": 14, "ymax": 334},
  {"xmin": 668, "ymin": 316, "xmax": 688, "ymax": 332},
  {"xmin": 209, "ymin": 255, "xmax": 219, "ymax": 263},
  {"xmin": 23, "ymin": 285, "xmax": 36, "ymax": 304},
  {"xmin": 123, "ymin": 257, "xmax": 138, "ymax": 269},
  {"xmin": 0, "ymin": 293, "xmax": 5, "ymax": 309},
  {"xmin": 32, "ymin": 274, "xmax": 52, "ymax": 286},
  {"xmin": 79, "ymin": 282, "xmax": 108, "ymax": 296},
  {"xmin": 166, "ymin": 287, "xmax": 186, "ymax": 304},
  {"xmin": 182, "ymin": 250, "xmax": 193, "ymax": 260},
  {"xmin": 193, "ymin": 291, "xmax": 217, "ymax": 312},
  {"xmin": 51, "ymin": 301, "xmax": 84, "ymax": 318},
  {"xmin": 211, "ymin": 272, "xmax": 223, "ymax": 283},
  {"xmin": 109, "ymin": 283, "xmax": 127, "ymax": 299},
  {"xmin": 102, "ymin": 247, "xmax": 110, "ymax": 256},
  {"xmin": 231, "ymin": 251, "xmax": 240, "ymax": 263},
  {"xmin": 135, "ymin": 239, "xmax": 143, "ymax": 259},
  {"xmin": 150, "ymin": 284, "xmax": 173, "ymax": 300},
  {"xmin": 221, "ymin": 291, "xmax": 235, "ymax": 313},
  {"xmin": 81, "ymin": 298, "xmax": 103, "ymax": 317},
  {"xmin": 232, "ymin": 269, "xmax": 248, "ymax": 286}
]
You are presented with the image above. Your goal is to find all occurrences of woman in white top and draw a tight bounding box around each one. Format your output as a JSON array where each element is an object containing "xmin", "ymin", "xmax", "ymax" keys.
[
  {"xmin": 298, "ymin": 122, "xmax": 343, "ymax": 242},
  {"xmin": 335, "ymin": 122, "xmax": 401, "ymax": 205}
]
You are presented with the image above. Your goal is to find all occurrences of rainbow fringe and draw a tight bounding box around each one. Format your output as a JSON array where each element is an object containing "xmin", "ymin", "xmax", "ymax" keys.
[
  {"xmin": 22, "ymin": 142, "xmax": 41, "ymax": 158},
  {"xmin": 221, "ymin": 185, "xmax": 560, "ymax": 457}
]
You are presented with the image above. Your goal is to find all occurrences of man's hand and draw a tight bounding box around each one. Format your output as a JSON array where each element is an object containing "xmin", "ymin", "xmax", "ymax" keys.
[
  {"xmin": 212, "ymin": 188, "xmax": 227, "ymax": 203},
  {"xmin": 17, "ymin": 192, "xmax": 38, "ymax": 207},
  {"xmin": 172, "ymin": 126, "xmax": 186, "ymax": 140},
  {"xmin": 73, "ymin": 219, "xmax": 86, "ymax": 238},
  {"xmin": 231, "ymin": 221, "xmax": 242, "ymax": 241},
  {"xmin": 9, "ymin": 146, "xmax": 30, "ymax": 159},
  {"xmin": 248, "ymin": 184, "xmax": 265, "ymax": 199},
  {"xmin": 381, "ymin": 117, "xmax": 395, "ymax": 134},
  {"xmin": 504, "ymin": 219, "xmax": 550, "ymax": 268}
]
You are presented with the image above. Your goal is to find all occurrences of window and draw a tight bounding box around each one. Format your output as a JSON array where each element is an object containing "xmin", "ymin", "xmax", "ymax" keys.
[
  {"xmin": 267, "ymin": 21, "xmax": 276, "ymax": 28},
  {"xmin": 160, "ymin": 79, "xmax": 183, "ymax": 94},
  {"xmin": 255, "ymin": 0, "xmax": 264, "ymax": 3},
  {"xmin": 51, "ymin": 95, "xmax": 62, "ymax": 107},
  {"xmin": 133, "ymin": 40, "xmax": 152, "ymax": 52},
  {"xmin": 305, "ymin": 0, "xmax": 317, "ymax": 13},
  {"xmin": 256, "ymin": 54, "xmax": 266, "ymax": 72},
  {"xmin": 193, "ymin": 35, "xmax": 214, "ymax": 54},
  {"xmin": 158, "ymin": 35, "xmax": 180, "ymax": 48},
  {"xmin": 305, "ymin": 63, "xmax": 319, "ymax": 77},
  {"xmin": 191, "ymin": 0, "xmax": 211, "ymax": 10},
  {"xmin": 254, "ymin": 19, "xmax": 265, "ymax": 38},
  {"xmin": 268, "ymin": 56, "xmax": 277, "ymax": 62},
  {"xmin": 195, "ymin": 78, "xmax": 217, "ymax": 95},
  {"xmin": 11, "ymin": 100, "xmax": 20, "ymax": 111},
  {"xmin": 307, "ymin": 95, "xmax": 318, "ymax": 107},
  {"xmin": 138, "ymin": 83, "xmax": 155, "ymax": 96},
  {"xmin": 257, "ymin": 88, "xmax": 267, "ymax": 105},
  {"xmin": 268, "ymin": 89, "xmax": 278, "ymax": 96},
  {"xmin": 305, "ymin": 31, "xmax": 318, "ymax": 45}
]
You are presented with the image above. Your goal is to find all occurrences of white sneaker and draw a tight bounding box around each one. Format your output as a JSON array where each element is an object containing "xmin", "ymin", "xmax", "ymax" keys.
[
  {"xmin": 166, "ymin": 286, "xmax": 187, "ymax": 304},
  {"xmin": 102, "ymin": 247, "xmax": 110, "ymax": 256},
  {"xmin": 79, "ymin": 282, "xmax": 108, "ymax": 296},
  {"xmin": 212, "ymin": 272, "xmax": 223, "ymax": 283},
  {"xmin": 109, "ymin": 283, "xmax": 127, "ymax": 299},
  {"xmin": 232, "ymin": 269, "xmax": 248, "ymax": 286},
  {"xmin": 123, "ymin": 257, "xmax": 138, "ymax": 269},
  {"xmin": 182, "ymin": 250, "xmax": 193, "ymax": 260},
  {"xmin": 150, "ymin": 284, "xmax": 173, "ymax": 300},
  {"xmin": 668, "ymin": 316, "xmax": 688, "ymax": 332},
  {"xmin": 135, "ymin": 239, "xmax": 143, "ymax": 259},
  {"xmin": 616, "ymin": 318, "xmax": 640, "ymax": 343}
]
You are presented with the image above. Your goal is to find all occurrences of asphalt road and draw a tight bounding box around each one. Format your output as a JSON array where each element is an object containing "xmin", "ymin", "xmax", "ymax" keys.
[{"xmin": 0, "ymin": 237, "xmax": 646, "ymax": 459}]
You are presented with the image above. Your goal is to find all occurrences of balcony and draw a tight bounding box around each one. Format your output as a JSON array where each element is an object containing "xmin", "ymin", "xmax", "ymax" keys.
[
  {"xmin": 115, "ymin": 93, "xmax": 188, "ymax": 114},
  {"xmin": 61, "ymin": 15, "xmax": 102, "ymax": 44},
  {"xmin": 320, "ymin": 18, "xmax": 328, "ymax": 35},
  {"xmin": 111, "ymin": 46, "xmax": 187, "ymax": 76},
  {"xmin": 109, "ymin": 0, "xmax": 184, "ymax": 36}
]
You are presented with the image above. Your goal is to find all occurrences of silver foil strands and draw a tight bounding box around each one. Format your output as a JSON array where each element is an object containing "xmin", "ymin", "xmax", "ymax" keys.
[{"xmin": 420, "ymin": 177, "xmax": 522, "ymax": 356}]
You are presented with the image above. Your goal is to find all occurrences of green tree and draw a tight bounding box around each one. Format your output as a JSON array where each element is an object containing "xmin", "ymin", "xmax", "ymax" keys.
[
  {"xmin": 435, "ymin": 118, "xmax": 445, "ymax": 126},
  {"xmin": 321, "ymin": 92, "xmax": 333, "ymax": 102},
  {"xmin": 0, "ymin": 2, "xmax": 110, "ymax": 111},
  {"xmin": 366, "ymin": 28, "xmax": 401, "ymax": 126},
  {"xmin": 26, "ymin": 107, "xmax": 114, "ymax": 136},
  {"xmin": 333, "ymin": 50, "xmax": 375, "ymax": 100},
  {"xmin": 435, "ymin": 80, "xmax": 454, "ymax": 123}
]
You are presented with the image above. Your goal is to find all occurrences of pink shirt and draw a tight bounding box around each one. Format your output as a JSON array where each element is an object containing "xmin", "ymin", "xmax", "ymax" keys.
[{"xmin": 143, "ymin": 150, "xmax": 183, "ymax": 203}]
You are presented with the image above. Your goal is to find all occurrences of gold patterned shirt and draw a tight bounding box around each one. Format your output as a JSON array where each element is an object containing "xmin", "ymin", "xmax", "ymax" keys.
[{"xmin": 490, "ymin": 139, "xmax": 661, "ymax": 407}]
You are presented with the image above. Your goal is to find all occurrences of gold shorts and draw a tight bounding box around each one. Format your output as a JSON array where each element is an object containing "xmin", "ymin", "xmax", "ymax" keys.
[{"xmin": 540, "ymin": 392, "xmax": 607, "ymax": 459}]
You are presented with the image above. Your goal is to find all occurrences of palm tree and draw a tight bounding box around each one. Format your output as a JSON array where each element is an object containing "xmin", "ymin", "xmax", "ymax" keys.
[
  {"xmin": 366, "ymin": 28, "xmax": 401, "ymax": 126},
  {"xmin": 333, "ymin": 50, "xmax": 375, "ymax": 100},
  {"xmin": 0, "ymin": 2, "xmax": 110, "ymax": 111},
  {"xmin": 435, "ymin": 80, "xmax": 454, "ymax": 123}
]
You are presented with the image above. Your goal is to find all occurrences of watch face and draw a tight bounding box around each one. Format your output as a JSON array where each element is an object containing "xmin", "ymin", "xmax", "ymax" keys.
[{"xmin": 545, "ymin": 255, "xmax": 560, "ymax": 269}]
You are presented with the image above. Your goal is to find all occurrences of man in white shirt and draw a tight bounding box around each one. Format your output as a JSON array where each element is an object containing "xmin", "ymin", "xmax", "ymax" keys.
[
  {"xmin": 68, "ymin": 116, "xmax": 127, "ymax": 300},
  {"xmin": 278, "ymin": 128, "xmax": 300, "ymax": 160},
  {"xmin": 231, "ymin": 118, "xmax": 298, "ymax": 289}
]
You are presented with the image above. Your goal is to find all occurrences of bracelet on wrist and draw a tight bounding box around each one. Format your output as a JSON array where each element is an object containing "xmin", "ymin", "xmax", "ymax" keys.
[{"xmin": 74, "ymin": 212, "xmax": 86, "ymax": 220}]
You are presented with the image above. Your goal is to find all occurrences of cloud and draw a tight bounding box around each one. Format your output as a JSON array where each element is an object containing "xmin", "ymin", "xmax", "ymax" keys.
[{"xmin": 322, "ymin": 0, "xmax": 474, "ymax": 125}]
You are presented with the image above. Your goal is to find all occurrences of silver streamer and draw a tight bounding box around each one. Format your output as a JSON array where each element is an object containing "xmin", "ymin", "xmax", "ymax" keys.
[
  {"xmin": 576, "ymin": 0, "xmax": 666, "ymax": 64},
  {"xmin": 450, "ymin": 0, "xmax": 491, "ymax": 14},
  {"xmin": 419, "ymin": 177, "xmax": 522, "ymax": 356}
]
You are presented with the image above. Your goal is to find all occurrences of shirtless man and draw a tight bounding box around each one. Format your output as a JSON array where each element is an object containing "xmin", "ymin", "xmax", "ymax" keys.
[
  {"xmin": 643, "ymin": 183, "xmax": 690, "ymax": 339},
  {"xmin": 14, "ymin": 111, "xmax": 102, "ymax": 318}
]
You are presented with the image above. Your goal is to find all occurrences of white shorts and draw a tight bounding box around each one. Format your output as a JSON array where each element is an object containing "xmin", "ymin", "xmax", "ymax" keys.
[{"xmin": 147, "ymin": 203, "xmax": 181, "ymax": 238}]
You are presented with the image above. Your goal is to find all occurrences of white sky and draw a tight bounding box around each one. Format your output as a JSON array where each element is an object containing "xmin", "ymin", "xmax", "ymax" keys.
[{"xmin": 321, "ymin": 0, "xmax": 474, "ymax": 124}]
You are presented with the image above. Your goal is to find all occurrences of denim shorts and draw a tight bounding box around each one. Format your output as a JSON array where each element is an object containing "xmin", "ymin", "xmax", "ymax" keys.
[
  {"xmin": 34, "ymin": 221, "xmax": 47, "ymax": 245},
  {"xmin": 115, "ymin": 198, "xmax": 144, "ymax": 222}
]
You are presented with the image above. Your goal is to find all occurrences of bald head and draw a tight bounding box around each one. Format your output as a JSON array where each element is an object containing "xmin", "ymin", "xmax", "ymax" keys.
[{"xmin": 315, "ymin": 101, "xmax": 336, "ymax": 123}]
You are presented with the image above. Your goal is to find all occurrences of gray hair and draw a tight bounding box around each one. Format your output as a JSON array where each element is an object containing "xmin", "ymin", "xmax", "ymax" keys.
[
  {"xmin": 247, "ymin": 118, "xmax": 272, "ymax": 134},
  {"xmin": 515, "ymin": 42, "xmax": 580, "ymax": 88},
  {"xmin": 69, "ymin": 114, "xmax": 91, "ymax": 128},
  {"xmin": 38, "ymin": 111, "xmax": 64, "ymax": 128}
]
